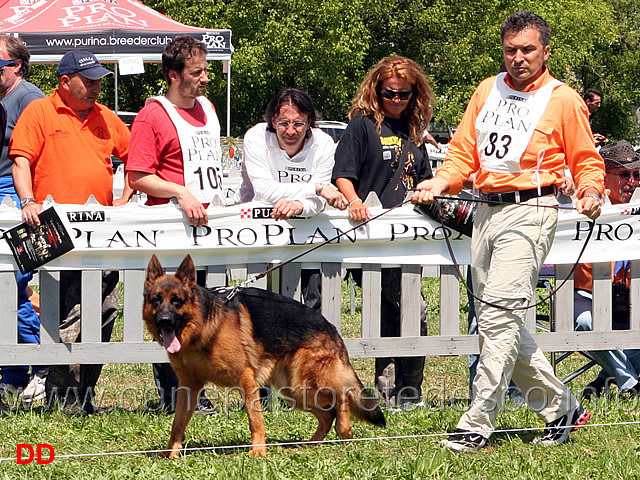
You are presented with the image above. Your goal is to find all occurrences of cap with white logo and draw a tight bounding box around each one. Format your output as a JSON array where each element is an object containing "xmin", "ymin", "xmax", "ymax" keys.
[{"xmin": 55, "ymin": 50, "xmax": 113, "ymax": 80}]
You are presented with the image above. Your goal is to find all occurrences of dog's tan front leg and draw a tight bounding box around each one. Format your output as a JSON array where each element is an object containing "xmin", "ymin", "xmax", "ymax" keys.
[
  {"xmin": 239, "ymin": 369, "xmax": 267, "ymax": 457},
  {"xmin": 163, "ymin": 382, "xmax": 201, "ymax": 458}
]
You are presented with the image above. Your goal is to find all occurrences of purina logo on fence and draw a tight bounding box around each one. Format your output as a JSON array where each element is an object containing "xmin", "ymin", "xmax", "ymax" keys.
[
  {"xmin": 239, "ymin": 208, "xmax": 274, "ymax": 219},
  {"xmin": 66, "ymin": 211, "xmax": 106, "ymax": 222}
]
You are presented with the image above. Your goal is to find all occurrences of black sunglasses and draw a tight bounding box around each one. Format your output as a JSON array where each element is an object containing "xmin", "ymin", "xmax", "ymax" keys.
[
  {"xmin": 609, "ymin": 170, "xmax": 640, "ymax": 181},
  {"xmin": 380, "ymin": 88, "xmax": 413, "ymax": 101},
  {"xmin": 0, "ymin": 60, "xmax": 15, "ymax": 75}
]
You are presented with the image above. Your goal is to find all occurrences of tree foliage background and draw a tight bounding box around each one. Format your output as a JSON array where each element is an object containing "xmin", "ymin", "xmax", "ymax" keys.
[{"xmin": 33, "ymin": 0, "xmax": 640, "ymax": 140}]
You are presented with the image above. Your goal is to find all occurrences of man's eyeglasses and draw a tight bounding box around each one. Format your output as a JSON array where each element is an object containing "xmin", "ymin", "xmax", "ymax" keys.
[
  {"xmin": 609, "ymin": 171, "xmax": 640, "ymax": 182},
  {"xmin": 276, "ymin": 120, "xmax": 307, "ymax": 130},
  {"xmin": 380, "ymin": 88, "xmax": 413, "ymax": 101}
]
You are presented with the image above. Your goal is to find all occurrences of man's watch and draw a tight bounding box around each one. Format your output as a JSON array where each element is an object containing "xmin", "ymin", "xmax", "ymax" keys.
[
  {"xmin": 583, "ymin": 193, "xmax": 602, "ymax": 204},
  {"xmin": 20, "ymin": 197, "xmax": 36, "ymax": 208}
]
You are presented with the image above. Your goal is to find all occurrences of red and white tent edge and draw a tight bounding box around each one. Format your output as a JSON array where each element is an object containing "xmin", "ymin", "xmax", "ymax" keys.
[{"xmin": 0, "ymin": 0, "xmax": 233, "ymax": 133}]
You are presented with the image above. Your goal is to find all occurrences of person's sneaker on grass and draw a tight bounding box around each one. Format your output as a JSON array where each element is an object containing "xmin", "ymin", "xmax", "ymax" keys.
[
  {"xmin": 621, "ymin": 381, "xmax": 640, "ymax": 397},
  {"xmin": 194, "ymin": 395, "xmax": 218, "ymax": 415},
  {"xmin": 533, "ymin": 404, "xmax": 590, "ymax": 446},
  {"xmin": 440, "ymin": 429, "xmax": 488, "ymax": 453},
  {"xmin": 388, "ymin": 399, "xmax": 425, "ymax": 413},
  {"xmin": 22, "ymin": 373, "xmax": 46, "ymax": 405}
]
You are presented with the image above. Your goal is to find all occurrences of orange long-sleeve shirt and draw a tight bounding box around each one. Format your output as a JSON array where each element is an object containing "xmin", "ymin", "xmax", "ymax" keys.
[{"xmin": 438, "ymin": 67, "xmax": 604, "ymax": 198}]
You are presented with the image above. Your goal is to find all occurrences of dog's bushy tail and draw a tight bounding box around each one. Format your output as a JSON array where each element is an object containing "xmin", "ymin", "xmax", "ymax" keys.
[{"xmin": 348, "ymin": 376, "xmax": 386, "ymax": 428}]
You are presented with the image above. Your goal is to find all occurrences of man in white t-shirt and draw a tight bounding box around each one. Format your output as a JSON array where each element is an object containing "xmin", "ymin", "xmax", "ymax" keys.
[
  {"xmin": 237, "ymin": 88, "xmax": 347, "ymax": 310},
  {"xmin": 237, "ymin": 88, "xmax": 346, "ymax": 219}
]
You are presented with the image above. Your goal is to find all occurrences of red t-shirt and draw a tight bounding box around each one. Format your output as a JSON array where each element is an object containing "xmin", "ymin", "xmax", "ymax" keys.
[{"xmin": 127, "ymin": 99, "xmax": 214, "ymax": 205}]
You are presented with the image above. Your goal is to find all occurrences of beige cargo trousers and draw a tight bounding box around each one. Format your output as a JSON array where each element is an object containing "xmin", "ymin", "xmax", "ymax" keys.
[{"xmin": 458, "ymin": 195, "xmax": 577, "ymax": 436}]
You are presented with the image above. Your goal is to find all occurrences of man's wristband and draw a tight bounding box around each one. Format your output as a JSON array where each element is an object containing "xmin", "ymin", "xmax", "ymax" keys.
[
  {"xmin": 20, "ymin": 197, "xmax": 36, "ymax": 208},
  {"xmin": 316, "ymin": 184, "xmax": 324, "ymax": 195},
  {"xmin": 347, "ymin": 198, "xmax": 362, "ymax": 208},
  {"xmin": 583, "ymin": 193, "xmax": 602, "ymax": 204}
]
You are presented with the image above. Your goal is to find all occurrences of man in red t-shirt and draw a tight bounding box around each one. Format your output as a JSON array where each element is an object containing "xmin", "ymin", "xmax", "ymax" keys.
[
  {"xmin": 127, "ymin": 35, "xmax": 222, "ymax": 413},
  {"xmin": 128, "ymin": 35, "xmax": 223, "ymax": 229}
]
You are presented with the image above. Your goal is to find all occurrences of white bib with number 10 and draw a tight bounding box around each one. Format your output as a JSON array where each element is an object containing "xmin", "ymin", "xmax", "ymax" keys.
[{"xmin": 154, "ymin": 96, "xmax": 223, "ymax": 204}]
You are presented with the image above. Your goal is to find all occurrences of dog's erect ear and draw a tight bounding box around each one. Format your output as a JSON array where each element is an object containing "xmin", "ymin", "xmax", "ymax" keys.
[
  {"xmin": 146, "ymin": 254, "xmax": 165, "ymax": 282},
  {"xmin": 175, "ymin": 255, "xmax": 196, "ymax": 286}
]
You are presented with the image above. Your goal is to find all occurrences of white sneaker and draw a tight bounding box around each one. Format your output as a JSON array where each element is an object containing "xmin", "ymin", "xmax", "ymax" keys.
[
  {"xmin": 22, "ymin": 374, "xmax": 46, "ymax": 404},
  {"xmin": 389, "ymin": 400, "xmax": 426, "ymax": 413},
  {"xmin": 440, "ymin": 429, "xmax": 489, "ymax": 453},
  {"xmin": 533, "ymin": 404, "xmax": 590, "ymax": 446}
]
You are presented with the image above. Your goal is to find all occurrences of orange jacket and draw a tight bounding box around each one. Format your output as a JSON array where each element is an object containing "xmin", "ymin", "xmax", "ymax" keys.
[
  {"xmin": 438, "ymin": 68, "xmax": 604, "ymax": 198},
  {"xmin": 9, "ymin": 90, "xmax": 130, "ymax": 206}
]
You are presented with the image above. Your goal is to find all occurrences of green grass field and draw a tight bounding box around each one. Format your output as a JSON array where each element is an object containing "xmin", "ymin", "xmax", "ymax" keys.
[{"xmin": 1, "ymin": 279, "xmax": 639, "ymax": 479}]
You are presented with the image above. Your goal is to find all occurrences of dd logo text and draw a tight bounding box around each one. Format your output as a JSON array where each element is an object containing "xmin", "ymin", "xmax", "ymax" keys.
[{"xmin": 16, "ymin": 444, "xmax": 54, "ymax": 464}]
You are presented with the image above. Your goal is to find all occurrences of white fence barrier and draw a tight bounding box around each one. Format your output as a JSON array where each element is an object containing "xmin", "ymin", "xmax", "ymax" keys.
[{"xmin": 0, "ymin": 199, "xmax": 638, "ymax": 366}]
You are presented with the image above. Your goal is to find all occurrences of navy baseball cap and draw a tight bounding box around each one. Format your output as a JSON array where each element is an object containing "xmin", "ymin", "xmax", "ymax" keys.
[
  {"xmin": 0, "ymin": 59, "xmax": 15, "ymax": 68},
  {"xmin": 55, "ymin": 50, "xmax": 113, "ymax": 80}
]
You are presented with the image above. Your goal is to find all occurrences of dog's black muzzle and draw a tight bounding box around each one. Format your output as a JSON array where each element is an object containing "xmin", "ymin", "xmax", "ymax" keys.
[{"xmin": 155, "ymin": 309, "xmax": 180, "ymax": 333}]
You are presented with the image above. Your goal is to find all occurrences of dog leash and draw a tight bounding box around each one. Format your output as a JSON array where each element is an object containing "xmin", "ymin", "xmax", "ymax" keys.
[
  {"xmin": 218, "ymin": 198, "xmax": 415, "ymax": 301},
  {"xmin": 218, "ymin": 193, "xmax": 592, "ymax": 306},
  {"xmin": 432, "ymin": 196, "xmax": 596, "ymax": 312}
]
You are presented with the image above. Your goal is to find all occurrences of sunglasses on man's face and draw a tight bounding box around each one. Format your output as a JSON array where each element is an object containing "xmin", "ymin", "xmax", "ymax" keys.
[
  {"xmin": 380, "ymin": 88, "xmax": 413, "ymax": 101},
  {"xmin": 609, "ymin": 170, "xmax": 640, "ymax": 182},
  {"xmin": 0, "ymin": 61, "xmax": 15, "ymax": 75}
]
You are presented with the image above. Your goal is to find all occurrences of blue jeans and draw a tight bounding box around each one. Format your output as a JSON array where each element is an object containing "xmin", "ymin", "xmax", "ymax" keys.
[{"xmin": 0, "ymin": 176, "xmax": 42, "ymax": 387}]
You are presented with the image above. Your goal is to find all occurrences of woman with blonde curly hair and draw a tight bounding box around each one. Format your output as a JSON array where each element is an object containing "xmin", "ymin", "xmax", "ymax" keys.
[
  {"xmin": 332, "ymin": 56, "xmax": 434, "ymax": 408},
  {"xmin": 333, "ymin": 56, "xmax": 434, "ymax": 220},
  {"xmin": 348, "ymin": 56, "xmax": 434, "ymax": 149}
]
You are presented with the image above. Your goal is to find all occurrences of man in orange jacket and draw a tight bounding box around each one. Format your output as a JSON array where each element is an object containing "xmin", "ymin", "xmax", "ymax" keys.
[
  {"xmin": 412, "ymin": 11, "xmax": 604, "ymax": 452},
  {"xmin": 10, "ymin": 50, "xmax": 132, "ymax": 415}
]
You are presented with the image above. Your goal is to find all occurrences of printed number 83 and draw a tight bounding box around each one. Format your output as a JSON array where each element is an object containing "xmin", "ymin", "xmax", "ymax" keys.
[{"xmin": 484, "ymin": 132, "xmax": 512, "ymax": 159}]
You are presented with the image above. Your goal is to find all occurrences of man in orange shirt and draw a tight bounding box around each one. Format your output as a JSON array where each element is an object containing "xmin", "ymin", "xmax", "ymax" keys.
[
  {"xmin": 9, "ymin": 50, "xmax": 132, "ymax": 415},
  {"xmin": 413, "ymin": 11, "xmax": 605, "ymax": 452}
]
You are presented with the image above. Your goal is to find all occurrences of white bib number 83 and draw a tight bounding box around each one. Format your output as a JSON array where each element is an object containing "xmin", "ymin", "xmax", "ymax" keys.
[{"xmin": 483, "ymin": 132, "xmax": 512, "ymax": 159}]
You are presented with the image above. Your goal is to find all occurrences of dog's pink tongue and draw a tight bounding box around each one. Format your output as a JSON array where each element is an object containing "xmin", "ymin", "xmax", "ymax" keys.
[{"xmin": 162, "ymin": 330, "xmax": 181, "ymax": 353}]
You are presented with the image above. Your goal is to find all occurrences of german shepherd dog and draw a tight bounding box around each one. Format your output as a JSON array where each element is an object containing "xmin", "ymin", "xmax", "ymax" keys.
[{"xmin": 144, "ymin": 254, "xmax": 385, "ymax": 457}]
